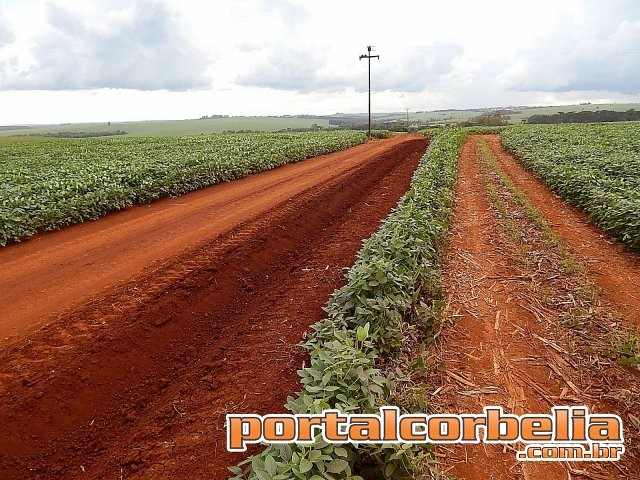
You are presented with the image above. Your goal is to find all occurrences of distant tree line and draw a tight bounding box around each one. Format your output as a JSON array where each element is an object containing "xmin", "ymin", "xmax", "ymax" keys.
[
  {"xmin": 527, "ymin": 109, "xmax": 640, "ymax": 124},
  {"xmin": 327, "ymin": 120, "xmax": 414, "ymax": 132},
  {"xmin": 460, "ymin": 112, "xmax": 509, "ymax": 127},
  {"xmin": 328, "ymin": 117, "xmax": 367, "ymax": 126},
  {"xmin": 276, "ymin": 123, "xmax": 329, "ymax": 132},
  {"xmin": 0, "ymin": 125, "xmax": 32, "ymax": 131},
  {"xmin": 223, "ymin": 122, "xmax": 408, "ymax": 133},
  {"xmin": 222, "ymin": 125, "xmax": 334, "ymax": 133},
  {"xmin": 26, "ymin": 130, "xmax": 127, "ymax": 138}
]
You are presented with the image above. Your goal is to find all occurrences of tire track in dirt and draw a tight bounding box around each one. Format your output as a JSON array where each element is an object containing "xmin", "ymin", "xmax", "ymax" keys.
[
  {"xmin": 0, "ymin": 135, "xmax": 413, "ymax": 341},
  {"xmin": 0, "ymin": 136, "xmax": 427, "ymax": 479},
  {"xmin": 431, "ymin": 136, "xmax": 640, "ymax": 480},
  {"xmin": 433, "ymin": 136, "xmax": 567, "ymax": 479},
  {"xmin": 485, "ymin": 134, "xmax": 640, "ymax": 329}
]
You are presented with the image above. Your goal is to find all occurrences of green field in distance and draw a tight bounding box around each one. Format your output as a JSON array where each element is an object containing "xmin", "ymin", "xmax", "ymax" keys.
[{"xmin": 2, "ymin": 103, "xmax": 640, "ymax": 137}]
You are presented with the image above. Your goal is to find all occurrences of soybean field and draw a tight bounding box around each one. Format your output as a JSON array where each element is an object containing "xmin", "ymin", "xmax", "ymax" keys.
[
  {"xmin": 501, "ymin": 122, "xmax": 640, "ymax": 248},
  {"xmin": 0, "ymin": 131, "xmax": 365, "ymax": 245},
  {"xmin": 2, "ymin": 125, "xmax": 640, "ymax": 480}
]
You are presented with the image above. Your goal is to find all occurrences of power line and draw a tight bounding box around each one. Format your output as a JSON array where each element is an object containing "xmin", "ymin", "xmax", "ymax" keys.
[{"xmin": 359, "ymin": 46, "xmax": 379, "ymax": 138}]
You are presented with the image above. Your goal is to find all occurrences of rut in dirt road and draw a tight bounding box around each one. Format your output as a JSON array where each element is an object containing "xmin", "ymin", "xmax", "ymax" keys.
[
  {"xmin": 0, "ymin": 136, "xmax": 427, "ymax": 480},
  {"xmin": 483, "ymin": 134, "xmax": 640, "ymax": 329},
  {"xmin": 429, "ymin": 135, "xmax": 640, "ymax": 480},
  {"xmin": 0, "ymin": 135, "xmax": 415, "ymax": 341}
]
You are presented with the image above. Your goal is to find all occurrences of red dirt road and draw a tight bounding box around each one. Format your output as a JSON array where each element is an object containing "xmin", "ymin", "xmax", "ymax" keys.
[
  {"xmin": 434, "ymin": 136, "xmax": 640, "ymax": 479},
  {"xmin": 486, "ymin": 134, "xmax": 640, "ymax": 328},
  {"xmin": 0, "ymin": 135, "xmax": 418, "ymax": 341},
  {"xmin": 0, "ymin": 135, "xmax": 427, "ymax": 479}
]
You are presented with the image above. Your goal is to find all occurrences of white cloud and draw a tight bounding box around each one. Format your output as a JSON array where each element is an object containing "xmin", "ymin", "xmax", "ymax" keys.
[
  {"xmin": 236, "ymin": 46, "xmax": 343, "ymax": 92},
  {"xmin": 0, "ymin": 13, "xmax": 14, "ymax": 46},
  {"xmin": 496, "ymin": 5, "xmax": 640, "ymax": 95},
  {"xmin": 1, "ymin": 0, "xmax": 640, "ymax": 124},
  {"xmin": 0, "ymin": 0, "xmax": 209, "ymax": 90}
]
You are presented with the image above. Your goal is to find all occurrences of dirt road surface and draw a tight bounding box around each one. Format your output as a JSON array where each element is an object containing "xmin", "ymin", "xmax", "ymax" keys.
[
  {"xmin": 485, "ymin": 134, "xmax": 640, "ymax": 329},
  {"xmin": 0, "ymin": 135, "xmax": 424, "ymax": 342},
  {"xmin": 0, "ymin": 135, "xmax": 427, "ymax": 479},
  {"xmin": 432, "ymin": 135, "xmax": 640, "ymax": 479}
]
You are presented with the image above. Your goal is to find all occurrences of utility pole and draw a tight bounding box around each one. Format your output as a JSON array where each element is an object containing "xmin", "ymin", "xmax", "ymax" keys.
[
  {"xmin": 406, "ymin": 108, "xmax": 409, "ymax": 131},
  {"xmin": 359, "ymin": 46, "xmax": 379, "ymax": 138}
]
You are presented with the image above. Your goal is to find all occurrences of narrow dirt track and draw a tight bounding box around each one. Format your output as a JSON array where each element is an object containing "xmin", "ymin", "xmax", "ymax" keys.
[
  {"xmin": 0, "ymin": 135, "xmax": 418, "ymax": 341},
  {"xmin": 435, "ymin": 136, "xmax": 566, "ymax": 479},
  {"xmin": 485, "ymin": 134, "xmax": 640, "ymax": 328},
  {"xmin": 0, "ymin": 135, "xmax": 427, "ymax": 479},
  {"xmin": 432, "ymin": 135, "xmax": 640, "ymax": 479}
]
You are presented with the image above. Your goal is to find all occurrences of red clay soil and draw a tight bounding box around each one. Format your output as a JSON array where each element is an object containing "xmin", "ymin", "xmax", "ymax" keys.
[
  {"xmin": 485, "ymin": 134, "xmax": 640, "ymax": 328},
  {"xmin": 0, "ymin": 135, "xmax": 419, "ymax": 341},
  {"xmin": 433, "ymin": 136, "xmax": 640, "ymax": 479},
  {"xmin": 435, "ymin": 136, "xmax": 567, "ymax": 479},
  {"xmin": 0, "ymin": 135, "xmax": 427, "ymax": 479}
]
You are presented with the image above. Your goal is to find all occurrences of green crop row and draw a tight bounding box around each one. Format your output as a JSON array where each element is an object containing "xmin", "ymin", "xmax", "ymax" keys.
[
  {"xmin": 500, "ymin": 123, "xmax": 640, "ymax": 248},
  {"xmin": 0, "ymin": 131, "xmax": 366, "ymax": 246},
  {"xmin": 230, "ymin": 129, "xmax": 466, "ymax": 480}
]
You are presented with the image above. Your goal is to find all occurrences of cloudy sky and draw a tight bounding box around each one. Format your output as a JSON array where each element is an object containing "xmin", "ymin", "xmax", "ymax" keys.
[{"xmin": 1, "ymin": 0, "xmax": 639, "ymax": 124}]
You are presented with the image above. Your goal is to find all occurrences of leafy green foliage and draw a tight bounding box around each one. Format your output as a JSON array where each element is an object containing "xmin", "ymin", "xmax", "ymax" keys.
[
  {"xmin": 500, "ymin": 123, "xmax": 640, "ymax": 249},
  {"xmin": 368, "ymin": 130, "xmax": 394, "ymax": 139},
  {"xmin": 231, "ymin": 129, "xmax": 466, "ymax": 479},
  {"xmin": 0, "ymin": 131, "xmax": 366, "ymax": 246},
  {"xmin": 462, "ymin": 125, "xmax": 506, "ymax": 135},
  {"xmin": 460, "ymin": 112, "xmax": 508, "ymax": 127}
]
